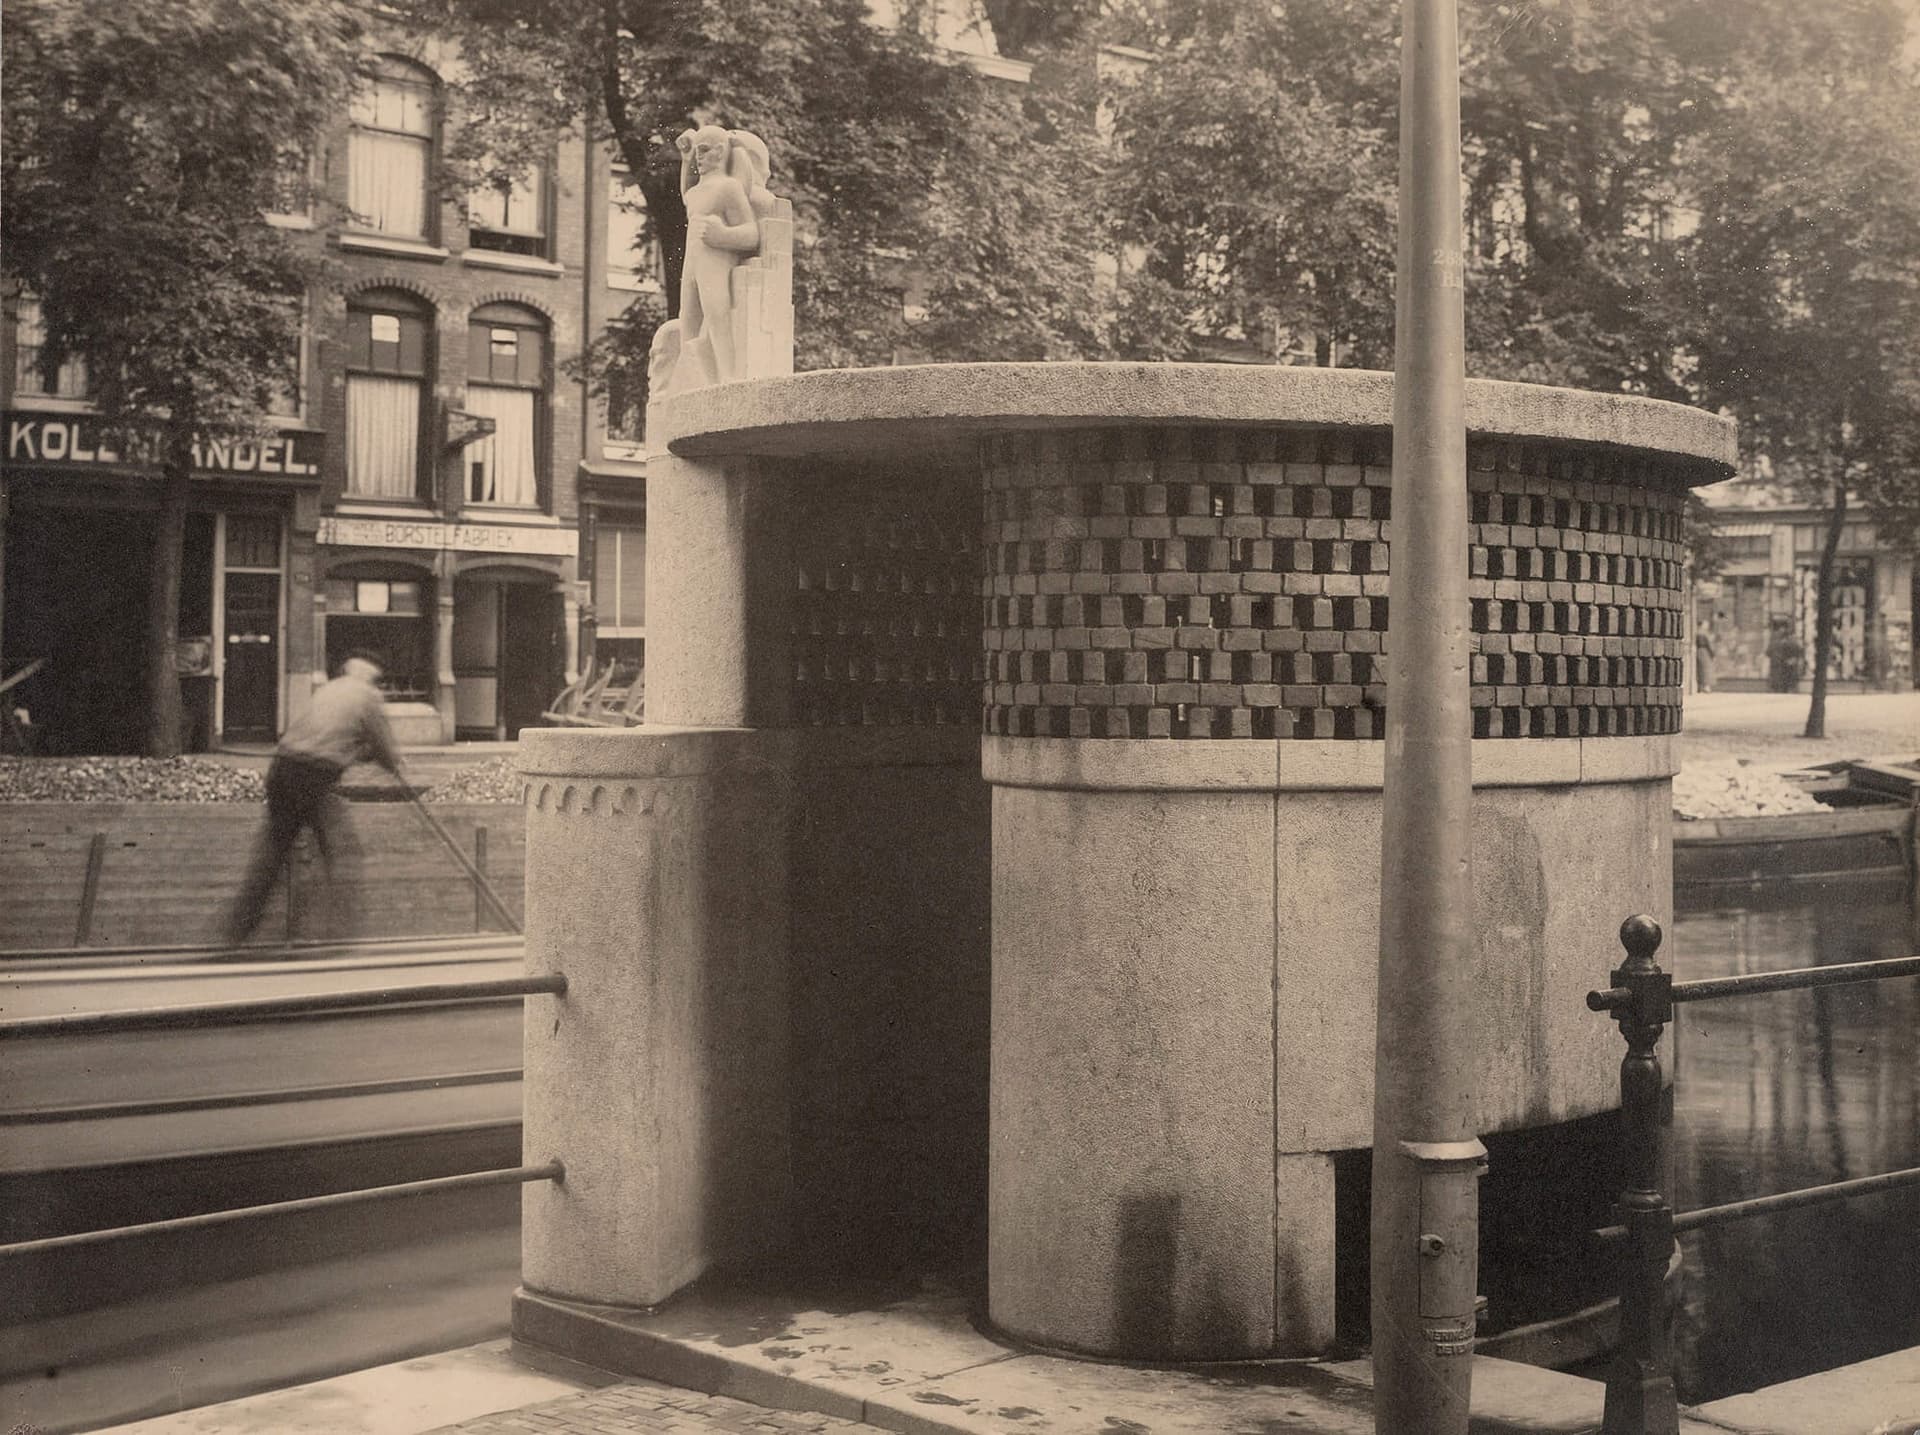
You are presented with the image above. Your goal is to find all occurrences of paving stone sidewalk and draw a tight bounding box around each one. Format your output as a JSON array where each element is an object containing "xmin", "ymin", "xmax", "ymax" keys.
[{"xmin": 427, "ymin": 1378, "xmax": 883, "ymax": 1435}]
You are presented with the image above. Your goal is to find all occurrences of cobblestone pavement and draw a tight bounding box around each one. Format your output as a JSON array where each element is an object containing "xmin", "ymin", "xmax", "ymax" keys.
[{"xmin": 426, "ymin": 1380, "xmax": 884, "ymax": 1435}]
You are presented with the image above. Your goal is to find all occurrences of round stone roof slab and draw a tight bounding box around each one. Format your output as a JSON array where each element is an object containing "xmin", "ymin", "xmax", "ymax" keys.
[{"xmin": 651, "ymin": 362, "xmax": 1736, "ymax": 476}]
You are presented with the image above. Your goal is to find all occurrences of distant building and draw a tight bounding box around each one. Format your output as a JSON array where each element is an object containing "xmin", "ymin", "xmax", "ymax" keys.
[{"xmin": 1693, "ymin": 478, "xmax": 1916, "ymax": 693}]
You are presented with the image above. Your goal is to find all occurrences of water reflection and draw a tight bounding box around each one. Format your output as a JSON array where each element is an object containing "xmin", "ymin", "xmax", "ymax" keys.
[{"xmin": 1671, "ymin": 875, "xmax": 1920, "ymax": 1404}]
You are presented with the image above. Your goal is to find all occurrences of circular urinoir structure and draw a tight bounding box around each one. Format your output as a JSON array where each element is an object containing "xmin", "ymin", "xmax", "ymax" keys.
[{"xmin": 518, "ymin": 362, "xmax": 1733, "ymax": 1366}]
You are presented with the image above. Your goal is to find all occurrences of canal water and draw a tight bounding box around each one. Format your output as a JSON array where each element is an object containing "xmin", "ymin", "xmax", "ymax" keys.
[{"xmin": 1671, "ymin": 873, "xmax": 1920, "ymax": 1404}]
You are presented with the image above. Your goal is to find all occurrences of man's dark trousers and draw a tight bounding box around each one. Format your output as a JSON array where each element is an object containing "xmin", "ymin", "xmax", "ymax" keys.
[{"xmin": 223, "ymin": 753, "xmax": 347, "ymax": 945}]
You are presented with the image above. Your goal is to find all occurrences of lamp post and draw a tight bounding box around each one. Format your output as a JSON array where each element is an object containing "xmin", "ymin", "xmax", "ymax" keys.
[{"xmin": 1371, "ymin": 0, "xmax": 1483, "ymax": 1430}]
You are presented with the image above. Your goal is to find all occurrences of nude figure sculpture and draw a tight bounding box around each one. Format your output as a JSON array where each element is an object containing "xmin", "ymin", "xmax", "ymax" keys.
[{"xmin": 648, "ymin": 125, "xmax": 793, "ymax": 398}]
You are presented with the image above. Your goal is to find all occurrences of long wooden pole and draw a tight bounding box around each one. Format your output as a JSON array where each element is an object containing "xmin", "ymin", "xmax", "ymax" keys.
[
  {"xmin": 403, "ymin": 785, "xmax": 523, "ymax": 934},
  {"xmin": 1371, "ymin": 0, "xmax": 1482, "ymax": 1429}
]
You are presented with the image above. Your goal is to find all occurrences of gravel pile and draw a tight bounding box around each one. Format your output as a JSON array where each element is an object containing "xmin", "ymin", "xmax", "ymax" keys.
[
  {"xmin": 1672, "ymin": 761, "xmax": 1825, "ymax": 821},
  {"xmin": 422, "ymin": 756, "xmax": 523, "ymax": 804},
  {"xmin": 0, "ymin": 756, "xmax": 266, "ymax": 803}
]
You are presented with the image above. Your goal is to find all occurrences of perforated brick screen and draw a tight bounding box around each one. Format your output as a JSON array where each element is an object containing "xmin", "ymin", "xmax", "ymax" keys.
[
  {"xmin": 789, "ymin": 468, "xmax": 982, "ymax": 727},
  {"xmin": 980, "ymin": 427, "xmax": 1696, "ymax": 741}
]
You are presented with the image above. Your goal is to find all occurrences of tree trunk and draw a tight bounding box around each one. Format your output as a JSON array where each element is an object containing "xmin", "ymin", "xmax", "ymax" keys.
[
  {"xmin": 142, "ymin": 429, "xmax": 192, "ymax": 757},
  {"xmin": 1802, "ymin": 478, "xmax": 1848, "ymax": 740}
]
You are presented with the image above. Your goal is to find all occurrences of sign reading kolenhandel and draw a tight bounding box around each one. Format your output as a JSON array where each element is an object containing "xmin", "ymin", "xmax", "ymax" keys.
[{"xmin": 4, "ymin": 411, "xmax": 323, "ymax": 478}]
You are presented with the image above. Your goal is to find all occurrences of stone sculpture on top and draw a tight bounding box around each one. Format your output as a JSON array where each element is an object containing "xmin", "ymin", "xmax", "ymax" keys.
[{"xmin": 648, "ymin": 126, "xmax": 795, "ymax": 400}]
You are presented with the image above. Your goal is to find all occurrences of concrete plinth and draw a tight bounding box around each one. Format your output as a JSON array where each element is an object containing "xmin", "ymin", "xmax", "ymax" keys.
[
  {"xmin": 519, "ymin": 726, "xmax": 795, "ymax": 1307},
  {"xmin": 984, "ymin": 737, "xmax": 1675, "ymax": 1357}
]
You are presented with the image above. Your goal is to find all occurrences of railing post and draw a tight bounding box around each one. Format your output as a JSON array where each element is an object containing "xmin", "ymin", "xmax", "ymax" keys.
[
  {"xmin": 1602, "ymin": 914, "xmax": 1679, "ymax": 1435},
  {"xmin": 74, "ymin": 831, "xmax": 107, "ymax": 946}
]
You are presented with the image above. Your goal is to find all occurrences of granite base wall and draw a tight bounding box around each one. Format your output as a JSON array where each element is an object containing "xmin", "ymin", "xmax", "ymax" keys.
[
  {"xmin": 985, "ymin": 742, "xmax": 1673, "ymax": 1359},
  {"xmin": 517, "ymin": 726, "xmax": 990, "ymax": 1305}
]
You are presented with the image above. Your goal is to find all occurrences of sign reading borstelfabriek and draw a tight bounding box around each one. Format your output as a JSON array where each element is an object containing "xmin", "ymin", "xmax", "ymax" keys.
[
  {"xmin": 3, "ymin": 411, "xmax": 324, "ymax": 478},
  {"xmin": 316, "ymin": 515, "xmax": 578, "ymax": 558}
]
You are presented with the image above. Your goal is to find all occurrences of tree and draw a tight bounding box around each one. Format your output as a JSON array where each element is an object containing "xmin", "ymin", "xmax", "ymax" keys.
[
  {"xmin": 1675, "ymin": 1, "xmax": 1920, "ymax": 734},
  {"xmin": 3, "ymin": 0, "xmax": 367, "ymax": 754},
  {"xmin": 1095, "ymin": 0, "xmax": 1918, "ymax": 726},
  {"xmin": 1454, "ymin": 0, "xmax": 1737, "ymax": 396},
  {"xmin": 409, "ymin": 0, "xmax": 1110, "ymax": 403},
  {"xmin": 1095, "ymin": 0, "xmax": 1400, "ymax": 364}
]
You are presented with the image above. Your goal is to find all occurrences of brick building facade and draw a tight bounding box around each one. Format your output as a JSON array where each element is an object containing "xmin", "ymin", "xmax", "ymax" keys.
[{"xmin": 0, "ymin": 32, "xmax": 664, "ymax": 751}]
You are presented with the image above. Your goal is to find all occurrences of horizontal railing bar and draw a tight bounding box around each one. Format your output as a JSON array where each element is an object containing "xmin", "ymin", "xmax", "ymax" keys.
[
  {"xmin": 0, "ymin": 1066, "xmax": 524, "ymax": 1125},
  {"xmin": 0, "ymin": 932, "xmax": 526, "ymax": 962},
  {"xmin": 0, "ymin": 1160, "xmax": 563, "ymax": 1258},
  {"xmin": 0, "ymin": 974, "xmax": 566, "ymax": 1039},
  {"xmin": 1595, "ymin": 1164, "xmax": 1920, "ymax": 1242},
  {"xmin": 1590, "ymin": 952, "xmax": 1920, "ymax": 1013},
  {"xmin": 1671, "ymin": 953, "xmax": 1920, "ymax": 1003}
]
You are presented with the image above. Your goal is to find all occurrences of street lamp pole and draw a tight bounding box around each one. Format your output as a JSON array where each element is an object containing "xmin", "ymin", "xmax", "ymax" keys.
[{"xmin": 1371, "ymin": 0, "xmax": 1483, "ymax": 1430}]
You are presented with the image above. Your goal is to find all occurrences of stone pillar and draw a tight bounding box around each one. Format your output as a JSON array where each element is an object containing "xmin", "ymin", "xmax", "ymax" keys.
[
  {"xmin": 310, "ymin": 586, "xmax": 330, "ymax": 696},
  {"xmin": 434, "ymin": 550, "xmax": 457, "ymax": 743},
  {"xmin": 519, "ymin": 727, "xmax": 794, "ymax": 1306},
  {"xmin": 642, "ymin": 450, "xmax": 792, "ymax": 727},
  {"xmin": 561, "ymin": 581, "xmax": 583, "ymax": 686}
]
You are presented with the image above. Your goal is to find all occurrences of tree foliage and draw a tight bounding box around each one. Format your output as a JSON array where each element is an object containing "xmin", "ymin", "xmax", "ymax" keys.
[
  {"xmin": 409, "ymin": 0, "xmax": 1110, "ymax": 389},
  {"xmin": 1669, "ymin": 1, "xmax": 1920, "ymax": 726},
  {"xmin": 4, "ymin": 0, "xmax": 365, "ymax": 431},
  {"xmin": 3, "ymin": 0, "xmax": 368, "ymax": 754},
  {"xmin": 1097, "ymin": 0, "xmax": 1919, "ymax": 718},
  {"xmin": 1096, "ymin": 0, "xmax": 1400, "ymax": 364}
]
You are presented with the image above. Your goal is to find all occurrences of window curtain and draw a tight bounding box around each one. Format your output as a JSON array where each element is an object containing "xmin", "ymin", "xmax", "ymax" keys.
[
  {"xmin": 14, "ymin": 298, "xmax": 89, "ymax": 397},
  {"xmin": 472, "ymin": 165, "xmax": 542, "ymax": 233},
  {"xmin": 465, "ymin": 385, "xmax": 537, "ymax": 505},
  {"xmin": 349, "ymin": 131, "xmax": 427, "ymax": 237},
  {"xmin": 346, "ymin": 374, "xmax": 420, "ymax": 498}
]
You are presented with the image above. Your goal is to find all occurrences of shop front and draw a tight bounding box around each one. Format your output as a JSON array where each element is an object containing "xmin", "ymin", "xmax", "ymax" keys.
[
  {"xmin": 1, "ymin": 411, "xmax": 323, "ymax": 753},
  {"xmin": 1700, "ymin": 511, "xmax": 1916, "ymax": 692},
  {"xmin": 314, "ymin": 514, "xmax": 578, "ymax": 741}
]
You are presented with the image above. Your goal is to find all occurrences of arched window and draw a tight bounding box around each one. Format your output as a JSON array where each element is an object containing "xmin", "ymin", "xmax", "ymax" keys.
[
  {"xmin": 464, "ymin": 302, "xmax": 547, "ymax": 508},
  {"xmin": 348, "ymin": 57, "xmax": 436, "ymax": 240},
  {"xmin": 346, "ymin": 289, "xmax": 431, "ymax": 500}
]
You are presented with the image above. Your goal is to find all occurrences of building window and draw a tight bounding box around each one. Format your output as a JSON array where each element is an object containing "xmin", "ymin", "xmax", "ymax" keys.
[
  {"xmin": 465, "ymin": 303, "xmax": 546, "ymax": 507},
  {"xmin": 265, "ymin": 295, "xmax": 306, "ymax": 420},
  {"xmin": 227, "ymin": 515, "xmax": 282, "ymax": 569},
  {"xmin": 13, "ymin": 298, "xmax": 89, "ymax": 399},
  {"xmin": 593, "ymin": 523, "xmax": 646, "ymax": 637},
  {"xmin": 607, "ymin": 165, "xmax": 662, "ymax": 291},
  {"xmin": 604, "ymin": 360, "xmax": 646, "ymax": 448},
  {"xmin": 345, "ymin": 292, "xmax": 430, "ymax": 500},
  {"xmin": 348, "ymin": 58, "xmax": 436, "ymax": 240},
  {"xmin": 470, "ymin": 160, "xmax": 548, "ymax": 257},
  {"xmin": 325, "ymin": 574, "xmax": 431, "ymax": 699},
  {"xmin": 265, "ymin": 142, "xmax": 315, "ymax": 221}
]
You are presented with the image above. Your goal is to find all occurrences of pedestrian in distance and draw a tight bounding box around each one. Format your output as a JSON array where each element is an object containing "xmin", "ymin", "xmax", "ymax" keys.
[
  {"xmin": 220, "ymin": 652, "xmax": 405, "ymax": 948},
  {"xmin": 1694, "ymin": 622, "xmax": 1715, "ymax": 693}
]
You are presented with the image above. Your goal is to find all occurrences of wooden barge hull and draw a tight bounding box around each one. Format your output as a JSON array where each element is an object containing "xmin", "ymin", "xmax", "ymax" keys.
[{"xmin": 1673, "ymin": 804, "xmax": 1915, "ymax": 890}]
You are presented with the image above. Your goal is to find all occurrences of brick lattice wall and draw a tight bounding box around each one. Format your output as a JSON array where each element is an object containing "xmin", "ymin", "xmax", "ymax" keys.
[
  {"xmin": 789, "ymin": 469, "xmax": 983, "ymax": 727},
  {"xmin": 981, "ymin": 427, "xmax": 1691, "ymax": 741}
]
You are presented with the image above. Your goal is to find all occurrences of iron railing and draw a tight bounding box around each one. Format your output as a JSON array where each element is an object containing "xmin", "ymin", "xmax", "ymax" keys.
[
  {"xmin": 0, "ymin": 970, "xmax": 567, "ymax": 1259},
  {"xmin": 0, "ymin": 972, "xmax": 565, "ymax": 1038},
  {"xmin": 1586, "ymin": 915, "xmax": 1920, "ymax": 1435},
  {"xmin": 0, "ymin": 1161, "xmax": 564, "ymax": 1258}
]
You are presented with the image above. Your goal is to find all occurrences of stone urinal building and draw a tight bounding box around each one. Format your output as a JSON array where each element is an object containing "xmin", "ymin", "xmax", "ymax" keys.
[{"xmin": 514, "ymin": 342, "xmax": 1734, "ymax": 1362}]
